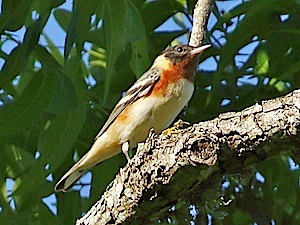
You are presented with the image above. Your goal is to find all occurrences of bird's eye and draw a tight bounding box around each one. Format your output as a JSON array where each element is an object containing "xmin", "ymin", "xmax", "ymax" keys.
[{"xmin": 176, "ymin": 46, "xmax": 183, "ymax": 53}]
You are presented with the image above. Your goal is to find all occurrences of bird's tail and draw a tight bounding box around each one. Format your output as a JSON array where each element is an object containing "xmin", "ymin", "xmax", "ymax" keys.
[
  {"xmin": 54, "ymin": 137, "xmax": 120, "ymax": 192},
  {"xmin": 54, "ymin": 154, "xmax": 91, "ymax": 192}
]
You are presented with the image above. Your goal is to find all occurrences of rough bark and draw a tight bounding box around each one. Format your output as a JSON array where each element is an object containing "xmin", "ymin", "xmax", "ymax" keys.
[{"xmin": 76, "ymin": 90, "xmax": 300, "ymax": 225}]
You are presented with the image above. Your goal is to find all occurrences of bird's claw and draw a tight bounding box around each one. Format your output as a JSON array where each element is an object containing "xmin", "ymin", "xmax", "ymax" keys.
[
  {"xmin": 162, "ymin": 119, "xmax": 190, "ymax": 136},
  {"xmin": 174, "ymin": 119, "xmax": 190, "ymax": 128}
]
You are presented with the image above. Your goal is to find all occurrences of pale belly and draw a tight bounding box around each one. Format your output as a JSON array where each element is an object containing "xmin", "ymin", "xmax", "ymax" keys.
[{"xmin": 108, "ymin": 78, "xmax": 195, "ymax": 147}]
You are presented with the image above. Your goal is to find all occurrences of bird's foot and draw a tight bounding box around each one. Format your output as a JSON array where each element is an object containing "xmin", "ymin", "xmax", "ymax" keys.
[
  {"xmin": 162, "ymin": 119, "xmax": 190, "ymax": 136},
  {"xmin": 121, "ymin": 141, "xmax": 131, "ymax": 161}
]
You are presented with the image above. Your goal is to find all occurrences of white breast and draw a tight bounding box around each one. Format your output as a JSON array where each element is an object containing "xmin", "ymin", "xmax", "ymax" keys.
[{"xmin": 115, "ymin": 78, "xmax": 194, "ymax": 147}]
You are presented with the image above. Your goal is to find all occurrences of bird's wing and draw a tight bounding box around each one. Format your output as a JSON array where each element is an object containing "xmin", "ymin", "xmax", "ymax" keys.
[{"xmin": 94, "ymin": 67, "xmax": 160, "ymax": 140}]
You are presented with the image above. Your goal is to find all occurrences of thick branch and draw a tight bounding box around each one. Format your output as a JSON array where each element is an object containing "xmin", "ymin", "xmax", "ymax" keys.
[{"xmin": 77, "ymin": 90, "xmax": 300, "ymax": 225}]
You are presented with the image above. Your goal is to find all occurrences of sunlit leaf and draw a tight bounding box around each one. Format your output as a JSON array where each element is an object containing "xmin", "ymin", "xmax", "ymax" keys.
[{"xmin": 255, "ymin": 50, "xmax": 269, "ymax": 75}]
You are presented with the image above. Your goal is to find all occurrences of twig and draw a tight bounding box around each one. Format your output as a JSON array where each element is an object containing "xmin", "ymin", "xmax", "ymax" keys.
[{"xmin": 189, "ymin": 0, "xmax": 214, "ymax": 47}]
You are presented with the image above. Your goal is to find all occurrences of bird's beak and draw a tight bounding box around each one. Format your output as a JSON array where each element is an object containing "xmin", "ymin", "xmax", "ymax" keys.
[{"xmin": 190, "ymin": 44, "xmax": 211, "ymax": 56}]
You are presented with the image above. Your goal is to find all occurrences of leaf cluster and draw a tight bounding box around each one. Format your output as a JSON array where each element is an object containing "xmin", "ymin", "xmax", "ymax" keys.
[
  {"xmin": 0, "ymin": 0, "xmax": 193, "ymax": 224},
  {"xmin": 1, "ymin": 0, "xmax": 300, "ymax": 224}
]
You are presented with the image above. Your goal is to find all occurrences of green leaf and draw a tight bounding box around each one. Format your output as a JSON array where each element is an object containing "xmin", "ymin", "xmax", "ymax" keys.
[
  {"xmin": 53, "ymin": 8, "xmax": 72, "ymax": 33},
  {"xmin": 148, "ymin": 30, "xmax": 188, "ymax": 59},
  {"xmin": 47, "ymin": 74, "xmax": 78, "ymax": 113},
  {"xmin": 254, "ymin": 50, "xmax": 269, "ymax": 75},
  {"xmin": 0, "ymin": 69, "xmax": 58, "ymax": 137},
  {"xmin": 64, "ymin": 8, "xmax": 77, "ymax": 58},
  {"xmin": 124, "ymin": 0, "xmax": 150, "ymax": 77},
  {"xmin": 187, "ymin": 0, "xmax": 197, "ymax": 13},
  {"xmin": 140, "ymin": 0, "xmax": 184, "ymax": 32},
  {"xmin": 216, "ymin": 0, "xmax": 280, "ymax": 74},
  {"xmin": 39, "ymin": 97, "xmax": 86, "ymax": 172},
  {"xmin": 232, "ymin": 210, "xmax": 253, "ymax": 224},
  {"xmin": 124, "ymin": 0, "xmax": 145, "ymax": 42},
  {"xmin": 33, "ymin": 45, "xmax": 62, "ymax": 69},
  {"xmin": 89, "ymin": 47, "xmax": 107, "ymax": 68},
  {"xmin": 64, "ymin": 0, "xmax": 100, "ymax": 58},
  {"xmin": 13, "ymin": 56, "xmax": 36, "ymax": 96},
  {"xmin": 25, "ymin": 0, "xmax": 65, "ymax": 27},
  {"xmin": 12, "ymin": 96, "xmax": 86, "ymax": 210},
  {"xmin": 0, "ymin": 203, "xmax": 64, "ymax": 225},
  {"xmin": 56, "ymin": 191, "xmax": 82, "ymax": 223},
  {"xmin": 130, "ymin": 39, "xmax": 150, "ymax": 78},
  {"xmin": 23, "ymin": 17, "xmax": 43, "ymax": 53},
  {"xmin": 0, "ymin": 19, "xmax": 42, "ymax": 90},
  {"xmin": 37, "ymin": 202, "xmax": 65, "ymax": 225},
  {"xmin": 0, "ymin": 0, "xmax": 34, "ymax": 33},
  {"xmin": 0, "ymin": 45, "xmax": 25, "ymax": 90},
  {"xmin": 102, "ymin": 0, "xmax": 126, "ymax": 102},
  {"xmin": 30, "ymin": 0, "xmax": 65, "ymax": 19},
  {"xmin": 73, "ymin": 0, "xmax": 97, "ymax": 56},
  {"xmin": 269, "ymin": 79, "xmax": 288, "ymax": 93},
  {"xmin": 43, "ymin": 33, "xmax": 64, "ymax": 66}
]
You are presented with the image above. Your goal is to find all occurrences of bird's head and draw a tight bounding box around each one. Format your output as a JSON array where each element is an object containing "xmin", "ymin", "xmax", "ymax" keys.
[
  {"xmin": 152, "ymin": 44, "xmax": 211, "ymax": 81},
  {"xmin": 162, "ymin": 44, "xmax": 211, "ymax": 64}
]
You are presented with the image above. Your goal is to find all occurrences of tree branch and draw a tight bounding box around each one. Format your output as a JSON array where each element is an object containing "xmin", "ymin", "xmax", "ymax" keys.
[
  {"xmin": 189, "ymin": 0, "xmax": 214, "ymax": 47},
  {"xmin": 76, "ymin": 90, "xmax": 300, "ymax": 224}
]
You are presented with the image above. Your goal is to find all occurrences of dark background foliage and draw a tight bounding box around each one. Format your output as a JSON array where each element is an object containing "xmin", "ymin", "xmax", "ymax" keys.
[{"xmin": 0, "ymin": 0, "xmax": 300, "ymax": 224}]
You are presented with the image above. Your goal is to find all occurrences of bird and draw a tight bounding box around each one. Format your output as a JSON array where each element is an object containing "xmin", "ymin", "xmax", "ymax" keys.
[{"xmin": 54, "ymin": 44, "xmax": 211, "ymax": 192}]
